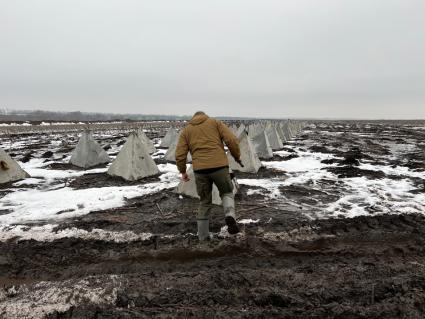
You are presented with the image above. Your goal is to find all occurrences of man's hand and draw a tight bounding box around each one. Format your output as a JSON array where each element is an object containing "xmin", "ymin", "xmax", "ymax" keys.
[{"xmin": 181, "ymin": 172, "xmax": 190, "ymax": 182}]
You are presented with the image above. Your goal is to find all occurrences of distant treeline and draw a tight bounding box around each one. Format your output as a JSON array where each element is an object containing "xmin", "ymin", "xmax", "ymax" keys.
[
  {"xmin": 0, "ymin": 109, "xmax": 189, "ymax": 122},
  {"xmin": 0, "ymin": 109, "xmax": 256, "ymax": 122}
]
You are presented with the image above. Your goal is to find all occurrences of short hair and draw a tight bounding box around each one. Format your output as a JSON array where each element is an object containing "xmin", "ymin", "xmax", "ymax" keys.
[{"xmin": 194, "ymin": 111, "xmax": 206, "ymax": 116}]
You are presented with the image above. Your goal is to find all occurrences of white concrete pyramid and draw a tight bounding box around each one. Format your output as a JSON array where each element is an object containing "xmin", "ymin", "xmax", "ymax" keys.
[
  {"xmin": 137, "ymin": 129, "xmax": 157, "ymax": 154},
  {"xmin": 252, "ymin": 130, "xmax": 274, "ymax": 159},
  {"xmin": 175, "ymin": 165, "xmax": 238, "ymax": 205},
  {"xmin": 280, "ymin": 122, "xmax": 293, "ymax": 140},
  {"xmin": 266, "ymin": 125, "xmax": 284, "ymax": 150},
  {"xmin": 160, "ymin": 128, "xmax": 179, "ymax": 148},
  {"xmin": 248, "ymin": 123, "xmax": 263, "ymax": 138},
  {"xmin": 247, "ymin": 124, "xmax": 256, "ymax": 138},
  {"xmin": 275, "ymin": 124, "xmax": 287, "ymax": 143},
  {"xmin": 0, "ymin": 148, "xmax": 30, "ymax": 184},
  {"xmin": 69, "ymin": 131, "xmax": 111, "ymax": 168},
  {"xmin": 227, "ymin": 131, "xmax": 262, "ymax": 173},
  {"xmin": 277, "ymin": 123, "xmax": 287, "ymax": 141},
  {"xmin": 236, "ymin": 123, "xmax": 246, "ymax": 138},
  {"xmin": 107, "ymin": 133, "xmax": 159, "ymax": 181},
  {"xmin": 229, "ymin": 124, "xmax": 238, "ymax": 134},
  {"xmin": 293, "ymin": 122, "xmax": 302, "ymax": 133},
  {"xmin": 164, "ymin": 133, "xmax": 192, "ymax": 163},
  {"xmin": 290, "ymin": 121, "xmax": 300, "ymax": 135}
]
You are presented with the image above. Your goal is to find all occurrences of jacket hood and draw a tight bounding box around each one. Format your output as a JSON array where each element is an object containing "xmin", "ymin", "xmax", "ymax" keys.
[{"xmin": 190, "ymin": 113, "xmax": 209, "ymax": 125}]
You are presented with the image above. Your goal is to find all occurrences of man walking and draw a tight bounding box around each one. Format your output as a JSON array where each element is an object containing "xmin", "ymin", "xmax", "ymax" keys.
[{"xmin": 176, "ymin": 111, "xmax": 242, "ymax": 241}]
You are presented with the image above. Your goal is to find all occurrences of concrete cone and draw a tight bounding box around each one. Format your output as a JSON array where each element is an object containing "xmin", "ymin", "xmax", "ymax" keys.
[
  {"xmin": 0, "ymin": 148, "xmax": 30, "ymax": 184},
  {"xmin": 248, "ymin": 123, "xmax": 263, "ymax": 138},
  {"xmin": 69, "ymin": 131, "xmax": 111, "ymax": 168},
  {"xmin": 137, "ymin": 129, "xmax": 156, "ymax": 154},
  {"xmin": 175, "ymin": 165, "xmax": 238, "ymax": 205},
  {"xmin": 227, "ymin": 132, "xmax": 262, "ymax": 173},
  {"xmin": 107, "ymin": 133, "xmax": 159, "ymax": 181},
  {"xmin": 252, "ymin": 130, "xmax": 274, "ymax": 159},
  {"xmin": 275, "ymin": 124, "xmax": 288, "ymax": 143},
  {"xmin": 229, "ymin": 124, "xmax": 238, "ymax": 134},
  {"xmin": 266, "ymin": 125, "xmax": 284, "ymax": 150},
  {"xmin": 164, "ymin": 133, "xmax": 192, "ymax": 163},
  {"xmin": 236, "ymin": 123, "xmax": 246, "ymax": 138},
  {"xmin": 280, "ymin": 122, "xmax": 293, "ymax": 140},
  {"xmin": 288, "ymin": 121, "xmax": 297, "ymax": 136},
  {"xmin": 160, "ymin": 128, "xmax": 179, "ymax": 148}
]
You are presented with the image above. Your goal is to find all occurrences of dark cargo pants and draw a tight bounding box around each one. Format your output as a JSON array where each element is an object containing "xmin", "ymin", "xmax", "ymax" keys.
[{"xmin": 194, "ymin": 167, "xmax": 235, "ymax": 221}]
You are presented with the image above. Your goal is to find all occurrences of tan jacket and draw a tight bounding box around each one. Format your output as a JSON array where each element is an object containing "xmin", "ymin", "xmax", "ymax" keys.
[{"xmin": 175, "ymin": 113, "xmax": 240, "ymax": 173}]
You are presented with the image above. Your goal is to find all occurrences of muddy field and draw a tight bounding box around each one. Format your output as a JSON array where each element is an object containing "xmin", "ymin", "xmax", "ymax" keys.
[{"xmin": 0, "ymin": 121, "xmax": 425, "ymax": 318}]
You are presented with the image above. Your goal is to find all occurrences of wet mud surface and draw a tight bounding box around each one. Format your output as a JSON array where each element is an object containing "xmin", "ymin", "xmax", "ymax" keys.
[
  {"xmin": 2, "ymin": 212, "xmax": 425, "ymax": 318},
  {"xmin": 234, "ymin": 166, "xmax": 287, "ymax": 179},
  {"xmin": 1, "ymin": 120, "xmax": 425, "ymax": 318},
  {"xmin": 68, "ymin": 173, "xmax": 161, "ymax": 189}
]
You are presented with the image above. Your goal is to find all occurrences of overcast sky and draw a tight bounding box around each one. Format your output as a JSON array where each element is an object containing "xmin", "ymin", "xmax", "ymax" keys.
[{"xmin": 1, "ymin": 0, "xmax": 424, "ymax": 119}]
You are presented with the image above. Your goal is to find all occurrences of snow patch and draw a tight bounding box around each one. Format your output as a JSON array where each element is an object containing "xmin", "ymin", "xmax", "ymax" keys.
[
  {"xmin": 246, "ymin": 189, "xmax": 263, "ymax": 196},
  {"xmin": 0, "ymin": 225, "xmax": 153, "ymax": 243},
  {"xmin": 238, "ymin": 179, "xmax": 282, "ymax": 198},
  {"xmin": 0, "ymin": 275, "xmax": 122, "ymax": 318},
  {"xmin": 262, "ymin": 150, "xmax": 337, "ymax": 187},
  {"xmin": 325, "ymin": 177, "xmax": 425, "ymax": 218},
  {"xmin": 0, "ymin": 161, "xmax": 181, "ymax": 225},
  {"xmin": 0, "ymin": 182, "xmax": 171, "ymax": 224},
  {"xmin": 239, "ymin": 219, "xmax": 260, "ymax": 224},
  {"xmin": 13, "ymin": 178, "xmax": 44, "ymax": 186},
  {"xmin": 359, "ymin": 162, "xmax": 425, "ymax": 179}
]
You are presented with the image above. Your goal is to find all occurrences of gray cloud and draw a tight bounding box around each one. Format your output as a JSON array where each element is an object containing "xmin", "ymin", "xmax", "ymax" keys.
[{"xmin": 1, "ymin": 0, "xmax": 424, "ymax": 119}]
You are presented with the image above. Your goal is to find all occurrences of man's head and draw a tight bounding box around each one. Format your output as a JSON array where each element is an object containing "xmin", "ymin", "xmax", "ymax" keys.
[
  {"xmin": 193, "ymin": 111, "xmax": 206, "ymax": 117},
  {"xmin": 190, "ymin": 111, "xmax": 209, "ymax": 125}
]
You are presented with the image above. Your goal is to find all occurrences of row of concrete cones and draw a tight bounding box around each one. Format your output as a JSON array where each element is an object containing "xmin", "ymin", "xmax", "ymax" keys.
[
  {"xmin": 176, "ymin": 120, "xmax": 305, "ymax": 203},
  {"xmin": 0, "ymin": 121, "xmax": 305, "ymax": 195}
]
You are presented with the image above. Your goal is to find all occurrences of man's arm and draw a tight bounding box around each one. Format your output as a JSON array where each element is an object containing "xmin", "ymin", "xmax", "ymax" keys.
[
  {"xmin": 217, "ymin": 120, "xmax": 241, "ymax": 161},
  {"xmin": 175, "ymin": 130, "xmax": 189, "ymax": 176}
]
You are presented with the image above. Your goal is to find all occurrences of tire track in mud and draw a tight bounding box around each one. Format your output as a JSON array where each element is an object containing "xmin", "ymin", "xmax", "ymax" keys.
[{"xmin": 1, "ymin": 213, "xmax": 425, "ymax": 278}]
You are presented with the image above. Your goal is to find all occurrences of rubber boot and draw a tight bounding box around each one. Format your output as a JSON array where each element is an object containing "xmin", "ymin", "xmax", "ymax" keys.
[
  {"xmin": 197, "ymin": 219, "xmax": 210, "ymax": 241},
  {"xmin": 221, "ymin": 193, "xmax": 239, "ymax": 235}
]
